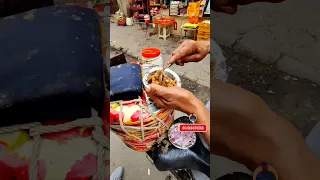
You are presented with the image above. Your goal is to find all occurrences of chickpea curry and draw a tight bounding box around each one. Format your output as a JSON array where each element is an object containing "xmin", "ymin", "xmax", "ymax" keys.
[{"xmin": 147, "ymin": 69, "xmax": 177, "ymax": 87}]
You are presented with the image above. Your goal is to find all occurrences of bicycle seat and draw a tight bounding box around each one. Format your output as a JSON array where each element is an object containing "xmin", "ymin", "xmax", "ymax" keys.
[
  {"xmin": 0, "ymin": 5, "xmax": 105, "ymax": 126},
  {"xmin": 147, "ymin": 116, "xmax": 210, "ymax": 177}
]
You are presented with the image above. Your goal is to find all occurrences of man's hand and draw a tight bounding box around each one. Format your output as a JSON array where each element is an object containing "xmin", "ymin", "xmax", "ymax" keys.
[
  {"xmin": 211, "ymin": 79, "xmax": 320, "ymax": 180},
  {"xmin": 212, "ymin": 0, "xmax": 285, "ymax": 14},
  {"xmin": 146, "ymin": 84, "xmax": 204, "ymax": 115},
  {"xmin": 146, "ymin": 84, "xmax": 211, "ymax": 146},
  {"xmin": 168, "ymin": 40, "xmax": 210, "ymax": 66}
]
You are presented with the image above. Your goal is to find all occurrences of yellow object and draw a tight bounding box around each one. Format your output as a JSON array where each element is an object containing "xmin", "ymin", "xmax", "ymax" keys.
[
  {"xmin": 182, "ymin": 22, "xmax": 199, "ymax": 29},
  {"xmin": 188, "ymin": 1, "xmax": 201, "ymax": 24},
  {"xmin": 198, "ymin": 20, "xmax": 210, "ymax": 33},
  {"xmin": 197, "ymin": 37, "xmax": 209, "ymax": 41},
  {"xmin": 197, "ymin": 20, "xmax": 210, "ymax": 41},
  {"xmin": 188, "ymin": 1, "xmax": 200, "ymax": 17},
  {"xmin": 188, "ymin": 1, "xmax": 200, "ymax": 9},
  {"xmin": 111, "ymin": 103, "xmax": 119, "ymax": 109},
  {"xmin": 114, "ymin": 104, "xmax": 142, "ymax": 124},
  {"xmin": 197, "ymin": 35, "xmax": 210, "ymax": 41},
  {"xmin": 0, "ymin": 131, "xmax": 31, "ymax": 150}
]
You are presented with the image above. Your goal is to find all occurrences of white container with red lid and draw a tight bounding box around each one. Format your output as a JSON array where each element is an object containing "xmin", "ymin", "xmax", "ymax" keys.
[{"xmin": 141, "ymin": 48, "xmax": 163, "ymax": 73}]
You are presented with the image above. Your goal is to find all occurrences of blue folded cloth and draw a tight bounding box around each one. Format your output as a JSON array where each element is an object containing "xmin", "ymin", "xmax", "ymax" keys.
[{"xmin": 110, "ymin": 64, "xmax": 143, "ymax": 101}]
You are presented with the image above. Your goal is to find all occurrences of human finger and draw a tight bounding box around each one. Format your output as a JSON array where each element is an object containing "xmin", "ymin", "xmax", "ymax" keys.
[
  {"xmin": 168, "ymin": 46, "xmax": 185, "ymax": 65},
  {"xmin": 175, "ymin": 59, "xmax": 184, "ymax": 66},
  {"xmin": 145, "ymin": 84, "xmax": 171, "ymax": 108},
  {"xmin": 169, "ymin": 40, "xmax": 196, "ymax": 64},
  {"xmin": 146, "ymin": 84, "xmax": 169, "ymax": 99},
  {"xmin": 145, "ymin": 85, "xmax": 164, "ymax": 106},
  {"xmin": 172, "ymin": 40, "xmax": 190, "ymax": 55},
  {"xmin": 168, "ymin": 42, "xmax": 188, "ymax": 64},
  {"xmin": 151, "ymin": 97, "xmax": 167, "ymax": 109},
  {"xmin": 170, "ymin": 44, "xmax": 196, "ymax": 64}
]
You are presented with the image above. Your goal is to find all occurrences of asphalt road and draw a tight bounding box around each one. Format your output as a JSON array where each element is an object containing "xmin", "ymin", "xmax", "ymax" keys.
[{"xmin": 224, "ymin": 46, "xmax": 320, "ymax": 137}]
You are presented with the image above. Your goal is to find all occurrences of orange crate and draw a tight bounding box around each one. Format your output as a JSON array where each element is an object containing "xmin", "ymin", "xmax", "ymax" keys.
[
  {"xmin": 188, "ymin": 9, "xmax": 200, "ymax": 16},
  {"xmin": 197, "ymin": 31, "xmax": 210, "ymax": 37},
  {"xmin": 197, "ymin": 34, "xmax": 210, "ymax": 40},
  {"xmin": 199, "ymin": 21, "xmax": 210, "ymax": 28},
  {"xmin": 198, "ymin": 20, "xmax": 210, "ymax": 33},
  {"xmin": 188, "ymin": 1, "xmax": 200, "ymax": 16},
  {"xmin": 198, "ymin": 26, "xmax": 210, "ymax": 33},
  {"xmin": 197, "ymin": 37, "xmax": 209, "ymax": 41},
  {"xmin": 189, "ymin": 17, "xmax": 199, "ymax": 24},
  {"xmin": 188, "ymin": 1, "xmax": 200, "ymax": 9}
]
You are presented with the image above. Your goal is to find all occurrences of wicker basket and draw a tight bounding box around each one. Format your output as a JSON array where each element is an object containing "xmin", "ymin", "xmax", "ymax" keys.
[
  {"xmin": 110, "ymin": 65, "xmax": 182, "ymax": 152},
  {"xmin": 110, "ymin": 94, "xmax": 174, "ymax": 152}
]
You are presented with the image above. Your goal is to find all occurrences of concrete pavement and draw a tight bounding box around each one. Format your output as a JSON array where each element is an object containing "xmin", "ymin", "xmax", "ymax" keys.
[
  {"xmin": 211, "ymin": 45, "xmax": 320, "ymax": 179},
  {"xmin": 110, "ymin": 131, "xmax": 171, "ymax": 180},
  {"xmin": 212, "ymin": 0, "xmax": 320, "ymax": 85}
]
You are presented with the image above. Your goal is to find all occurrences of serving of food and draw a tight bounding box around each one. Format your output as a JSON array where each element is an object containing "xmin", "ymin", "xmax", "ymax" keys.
[
  {"xmin": 147, "ymin": 69, "xmax": 177, "ymax": 87},
  {"xmin": 143, "ymin": 66, "xmax": 181, "ymax": 89}
]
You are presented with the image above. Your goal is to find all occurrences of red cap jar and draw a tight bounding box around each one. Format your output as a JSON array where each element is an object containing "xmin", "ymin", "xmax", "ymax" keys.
[{"xmin": 141, "ymin": 48, "xmax": 163, "ymax": 71}]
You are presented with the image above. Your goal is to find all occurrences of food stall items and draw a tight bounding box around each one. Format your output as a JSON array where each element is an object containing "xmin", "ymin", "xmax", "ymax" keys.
[{"xmin": 197, "ymin": 20, "xmax": 210, "ymax": 41}]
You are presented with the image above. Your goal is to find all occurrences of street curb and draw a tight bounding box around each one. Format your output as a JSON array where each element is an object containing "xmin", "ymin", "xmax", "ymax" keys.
[
  {"xmin": 110, "ymin": 45, "xmax": 210, "ymax": 88},
  {"xmin": 110, "ymin": 44, "xmax": 140, "ymax": 61},
  {"xmin": 215, "ymin": 39, "xmax": 320, "ymax": 85}
]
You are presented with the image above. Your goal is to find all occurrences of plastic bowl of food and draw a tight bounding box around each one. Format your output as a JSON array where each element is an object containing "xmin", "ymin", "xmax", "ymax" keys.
[
  {"xmin": 168, "ymin": 123, "xmax": 197, "ymax": 150},
  {"xmin": 143, "ymin": 66, "xmax": 182, "ymax": 89}
]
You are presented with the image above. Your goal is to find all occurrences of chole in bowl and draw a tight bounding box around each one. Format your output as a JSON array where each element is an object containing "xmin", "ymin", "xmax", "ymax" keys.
[{"xmin": 143, "ymin": 66, "xmax": 182, "ymax": 89}]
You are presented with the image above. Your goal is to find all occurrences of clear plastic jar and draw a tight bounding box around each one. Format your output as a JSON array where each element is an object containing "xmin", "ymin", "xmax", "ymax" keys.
[{"xmin": 141, "ymin": 48, "xmax": 163, "ymax": 73}]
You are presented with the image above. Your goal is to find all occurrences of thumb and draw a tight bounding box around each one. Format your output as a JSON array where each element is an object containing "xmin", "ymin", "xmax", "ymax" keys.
[
  {"xmin": 146, "ymin": 84, "xmax": 166, "ymax": 98},
  {"xmin": 168, "ymin": 54, "xmax": 185, "ymax": 65},
  {"xmin": 146, "ymin": 84, "xmax": 168, "ymax": 108},
  {"xmin": 168, "ymin": 55, "xmax": 177, "ymax": 65}
]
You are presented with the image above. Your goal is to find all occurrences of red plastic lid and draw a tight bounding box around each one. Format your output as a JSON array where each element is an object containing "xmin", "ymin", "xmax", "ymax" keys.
[{"xmin": 142, "ymin": 48, "xmax": 161, "ymax": 58}]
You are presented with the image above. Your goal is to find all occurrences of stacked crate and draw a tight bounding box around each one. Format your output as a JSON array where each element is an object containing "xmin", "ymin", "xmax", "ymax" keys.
[
  {"xmin": 187, "ymin": 1, "xmax": 200, "ymax": 24},
  {"xmin": 197, "ymin": 20, "xmax": 210, "ymax": 41},
  {"xmin": 169, "ymin": 1, "xmax": 179, "ymax": 16}
]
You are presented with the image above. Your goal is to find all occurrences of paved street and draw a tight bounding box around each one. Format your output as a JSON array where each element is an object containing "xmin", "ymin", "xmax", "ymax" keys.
[
  {"xmin": 110, "ymin": 130, "xmax": 171, "ymax": 180},
  {"xmin": 212, "ymin": 0, "xmax": 320, "ymax": 85},
  {"xmin": 212, "ymin": 45, "xmax": 320, "ymax": 179},
  {"xmin": 223, "ymin": 46, "xmax": 320, "ymax": 138}
]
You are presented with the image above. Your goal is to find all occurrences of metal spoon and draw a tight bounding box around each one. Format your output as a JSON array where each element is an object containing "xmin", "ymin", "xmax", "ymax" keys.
[{"xmin": 163, "ymin": 63, "xmax": 173, "ymax": 71}]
